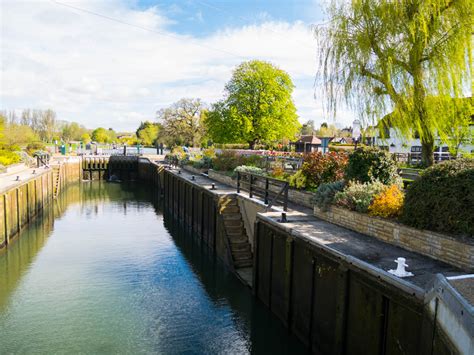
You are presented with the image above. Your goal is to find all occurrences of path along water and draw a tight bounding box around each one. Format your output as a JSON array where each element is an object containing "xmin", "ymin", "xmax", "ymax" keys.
[{"xmin": 0, "ymin": 182, "xmax": 305, "ymax": 354}]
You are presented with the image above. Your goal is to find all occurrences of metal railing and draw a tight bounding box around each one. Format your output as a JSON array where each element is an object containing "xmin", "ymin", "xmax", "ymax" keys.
[
  {"xmin": 236, "ymin": 171, "xmax": 289, "ymax": 222},
  {"xmin": 35, "ymin": 153, "xmax": 50, "ymax": 167}
]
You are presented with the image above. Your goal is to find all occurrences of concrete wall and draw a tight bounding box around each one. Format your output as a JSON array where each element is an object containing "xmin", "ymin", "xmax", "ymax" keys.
[
  {"xmin": 314, "ymin": 205, "xmax": 474, "ymax": 271},
  {"xmin": 236, "ymin": 196, "xmax": 266, "ymax": 251},
  {"xmin": 0, "ymin": 159, "xmax": 81, "ymax": 251}
]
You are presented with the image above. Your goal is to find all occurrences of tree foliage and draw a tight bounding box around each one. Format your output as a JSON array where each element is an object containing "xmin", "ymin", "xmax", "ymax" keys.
[
  {"xmin": 91, "ymin": 127, "xmax": 116, "ymax": 143},
  {"xmin": 316, "ymin": 0, "xmax": 473, "ymax": 166},
  {"xmin": 157, "ymin": 98, "xmax": 206, "ymax": 147},
  {"xmin": 205, "ymin": 60, "xmax": 300, "ymax": 149},
  {"xmin": 136, "ymin": 121, "xmax": 161, "ymax": 146}
]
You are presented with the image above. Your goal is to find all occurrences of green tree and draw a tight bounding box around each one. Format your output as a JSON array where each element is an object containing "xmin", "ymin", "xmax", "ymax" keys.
[
  {"xmin": 205, "ymin": 60, "xmax": 300, "ymax": 149},
  {"xmin": 434, "ymin": 97, "xmax": 473, "ymax": 157},
  {"xmin": 316, "ymin": 123, "xmax": 339, "ymax": 137},
  {"xmin": 300, "ymin": 120, "xmax": 315, "ymax": 135},
  {"xmin": 91, "ymin": 127, "xmax": 110, "ymax": 143},
  {"xmin": 136, "ymin": 121, "xmax": 161, "ymax": 146},
  {"xmin": 38, "ymin": 109, "xmax": 58, "ymax": 142},
  {"xmin": 81, "ymin": 133, "xmax": 91, "ymax": 144},
  {"xmin": 61, "ymin": 122, "xmax": 87, "ymax": 142},
  {"xmin": 316, "ymin": 0, "xmax": 473, "ymax": 166},
  {"xmin": 157, "ymin": 98, "xmax": 206, "ymax": 147},
  {"xmin": 4, "ymin": 124, "xmax": 39, "ymax": 147}
]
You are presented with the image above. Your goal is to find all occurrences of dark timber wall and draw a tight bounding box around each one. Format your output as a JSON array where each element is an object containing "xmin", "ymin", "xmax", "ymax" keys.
[
  {"xmin": 253, "ymin": 220, "xmax": 456, "ymax": 355},
  {"xmin": 82, "ymin": 156, "xmax": 138, "ymax": 181},
  {"xmin": 141, "ymin": 159, "xmax": 458, "ymax": 354},
  {"xmin": 138, "ymin": 159, "xmax": 234, "ymax": 268}
]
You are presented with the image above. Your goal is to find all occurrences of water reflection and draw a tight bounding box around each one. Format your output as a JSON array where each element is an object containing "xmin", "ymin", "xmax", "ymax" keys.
[{"xmin": 0, "ymin": 182, "xmax": 305, "ymax": 354}]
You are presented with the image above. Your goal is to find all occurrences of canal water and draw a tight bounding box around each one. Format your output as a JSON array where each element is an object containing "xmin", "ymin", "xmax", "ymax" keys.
[{"xmin": 0, "ymin": 182, "xmax": 305, "ymax": 354}]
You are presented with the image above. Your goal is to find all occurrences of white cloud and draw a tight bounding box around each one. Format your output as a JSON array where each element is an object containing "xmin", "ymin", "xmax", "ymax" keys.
[{"xmin": 1, "ymin": 0, "xmax": 353, "ymax": 131}]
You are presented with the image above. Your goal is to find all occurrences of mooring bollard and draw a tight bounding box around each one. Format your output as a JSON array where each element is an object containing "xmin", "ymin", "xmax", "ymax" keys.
[
  {"xmin": 15, "ymin": 176, "xmax": 20, "ymax": 181},
  {"xmin": 211, "ymin": 183, "xmax": 216, "ymax": 190},
  {"xmin": 178, "ymin": 170, "xmax": 181, "ymax": 174},
  {"xmin": 279, "ymin": 212, "xmax": 288, "ymax": 223},
  {"xmin": 32, "ymin": 170, "xmax": 36, "ymax": 174},
  {"xmin": 191, "ymin": 175, "xmax": 195, "ymax": 181}
]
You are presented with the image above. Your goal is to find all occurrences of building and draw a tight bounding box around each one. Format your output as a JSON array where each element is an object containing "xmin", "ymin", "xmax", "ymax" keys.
[
  {"xmin": 375, "ymin": 125, "xmax": 474, "ymax": 163},
  {"xmin": 290, "ymin": 135, "xmax": 322, "ymax": 153}
]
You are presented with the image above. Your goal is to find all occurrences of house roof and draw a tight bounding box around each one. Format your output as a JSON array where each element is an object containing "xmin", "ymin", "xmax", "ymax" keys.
[{"xmin": 294, "ymin": 135, "xmax": 322, "ymax": 144}]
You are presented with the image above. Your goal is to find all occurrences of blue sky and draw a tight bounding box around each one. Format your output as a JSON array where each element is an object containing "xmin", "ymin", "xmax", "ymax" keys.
[
  {"xmin": 1, "ymin": 0, "xmax": 353, "ymax": 132},
  {"xmin": 133, "ymin": 0, "xmax": 324, "ymax": 36}
]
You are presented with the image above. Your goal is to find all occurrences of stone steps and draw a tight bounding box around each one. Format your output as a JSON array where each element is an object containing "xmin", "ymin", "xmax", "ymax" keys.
[
  {"xmin": 234, "ymin": 258, "xmax": 253, "ymax": 268},
  {"xmin": 219, "ymin": 196, "xmax": 253, "ymax": 270}
]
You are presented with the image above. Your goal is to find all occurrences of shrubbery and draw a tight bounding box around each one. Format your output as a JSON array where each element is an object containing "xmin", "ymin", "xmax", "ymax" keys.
[
  {"xmin": 288, "ymin": 170, "xmax": 307, "ymax": 189},
  {"xmin": 401, "ymin": 159, "xmax": 474, "ymax": 237},
  {"xmin": 0, "ymin": 149, "xmax": 21, "ymax": 166},
  {"xmin": 212, "ymin": 151, "xmax": 264, "ymax": 172},
  {"xmin": 234, "ymin": 165, "xmax": 265, "ymax": 175},
  {"xmin": 26, "ymin": 142, "xmax": 46, "ymax": 156},
  {"xmin": 368, "ymin": 184, "xmax": 404, "ymax": 218},
  {"xmin": 345, "ymin": 147, "xmax": 399, "ymax": 185},
  {"xmin": 335, "ymin": 180, "xmax": 386, "ymax": 213},
  {"xmin": 212, "ymin": 150, "xmax": 242, "ymax": 171},
  {"xmin": 193, "ymin": 156, "xmax": 213, "ymax": 169},
  {"xmin": 313, "ymin": 181, "xmax": 345, "ymax": 211},
  {"xmin": 301, "ymin": 152, "xmax": 348, "ymax": 189},
  {"xmin": 288, "ymin": 151, "xmax": 347, "ymax": 190}
]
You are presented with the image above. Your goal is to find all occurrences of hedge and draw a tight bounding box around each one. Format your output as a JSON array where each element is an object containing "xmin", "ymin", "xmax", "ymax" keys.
[{"xmin": 400, "ymin": 159, "xmax": 474, "ymax": 237}]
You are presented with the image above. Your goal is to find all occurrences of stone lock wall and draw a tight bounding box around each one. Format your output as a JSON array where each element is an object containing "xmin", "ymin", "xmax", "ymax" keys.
[{"xmin": 314, "ymin": 206, "xmax": 474, "ymax": 271}]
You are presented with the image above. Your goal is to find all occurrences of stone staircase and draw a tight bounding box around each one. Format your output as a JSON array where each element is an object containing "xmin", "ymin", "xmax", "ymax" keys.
[{"xmin": 219, "ymin": 196, "xmax": 253, "ymax": 269}]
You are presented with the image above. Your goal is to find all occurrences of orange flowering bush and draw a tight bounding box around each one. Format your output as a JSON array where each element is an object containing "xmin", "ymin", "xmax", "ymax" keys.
[{"xmin": 368, "ymin": 184, "xmax": 404, "ymax": 218}]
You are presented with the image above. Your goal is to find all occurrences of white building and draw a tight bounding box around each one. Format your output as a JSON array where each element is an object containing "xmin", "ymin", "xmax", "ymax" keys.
[{"xmin": 375, "ymin": 125, "xmax": 474, "ymax": 162}]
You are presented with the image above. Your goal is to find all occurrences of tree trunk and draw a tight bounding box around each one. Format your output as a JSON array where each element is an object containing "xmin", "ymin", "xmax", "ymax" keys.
[
  {"xmin": 249, "ymin": 139, "xmax": 257, "ymax": 150},
  {"xmin": 421, "ymin": 138, "xmax": 434, "ymax": 167}
]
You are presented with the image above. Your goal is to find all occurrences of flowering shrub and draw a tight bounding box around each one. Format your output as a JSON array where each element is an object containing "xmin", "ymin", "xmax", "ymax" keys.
[
  {"xmin": 270, "ymin": 164, "xmax": 286, "ymax": 179},
  {"xmin": 212, "ymin": 150, "xmax": 241, "ymax": 171},
  {"xmin": 193, "ymin": 156, "xmax": 213, "ymax": 169},
  {"xmin": 234, "ymin": 165, "xmax": 265, "ymax": 175},
  {"xmin": 301, "ymin": 151, "xmax": 348, "ymax": 189},
  {"xmin": 313, "ymin": 181, "xmax": 345, "ymax": 211},
  {"xmin": 0, "ymin": 149, "xmax": 20, "ymax": 166},
  {"xmin": 202, "ymin": 148, "xmax": 216, "ymax": 159},
  {"xmin": 368, "ymin": 184, "xmax": 404, "ymax": 218},
  {"xmin": 288, "ymin": 170, "xmax": 307, "ymax": 189},
  {"xmin": 334, "ymin": 180, "xmax": 386, "ymax": 213}
]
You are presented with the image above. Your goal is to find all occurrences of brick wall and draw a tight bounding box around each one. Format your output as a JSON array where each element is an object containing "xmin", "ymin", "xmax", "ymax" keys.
[{"xmin": 314, "ymin": 206, "xmax": 474, "ymax": 271}]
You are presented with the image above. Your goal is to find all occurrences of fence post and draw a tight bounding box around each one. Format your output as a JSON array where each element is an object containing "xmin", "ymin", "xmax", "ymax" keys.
[
  {"xmin": 264, "ymin": 178, "xmax": 269, "ymax": 204},
  {"xmin": 249, "ymin": 174, "xmax": 253, "ymax": 198},
  {"xmin": 237, "ymin": 172, "xmax": 241, "ymax": 193}
]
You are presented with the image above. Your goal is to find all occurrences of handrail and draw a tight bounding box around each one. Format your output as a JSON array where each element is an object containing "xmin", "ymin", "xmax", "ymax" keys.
[{"xmin": 236, "ymin": 171, "xmax": 289, "ymax": 222}]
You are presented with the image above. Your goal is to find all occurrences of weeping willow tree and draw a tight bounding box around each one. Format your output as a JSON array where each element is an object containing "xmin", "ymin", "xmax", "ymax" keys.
[{"xmin": 315, "ymin": 0, "xmax": 473, "ymax": 166}]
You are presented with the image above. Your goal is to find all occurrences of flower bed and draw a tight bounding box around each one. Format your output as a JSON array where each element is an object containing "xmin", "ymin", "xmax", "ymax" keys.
[{"xmin": 314, "ymin": 205, "xmax": 474, "ymax": 271}]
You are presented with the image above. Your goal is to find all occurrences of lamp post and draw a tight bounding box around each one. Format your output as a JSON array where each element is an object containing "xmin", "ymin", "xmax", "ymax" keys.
[{"xmin": 352, "ymin": 119, "xmax": 361, "ymax": 150}]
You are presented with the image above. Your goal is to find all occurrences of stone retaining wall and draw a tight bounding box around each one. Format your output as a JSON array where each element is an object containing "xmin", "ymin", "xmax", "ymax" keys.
[{"xmin": 313, "ymin": 205, "xmax": 474, "ymax": 271}]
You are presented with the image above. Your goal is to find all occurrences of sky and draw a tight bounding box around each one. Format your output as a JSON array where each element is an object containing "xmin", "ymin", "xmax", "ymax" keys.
[{"xmin": 1, "ymin": 0, "xmax": 354, "ymax": 132}]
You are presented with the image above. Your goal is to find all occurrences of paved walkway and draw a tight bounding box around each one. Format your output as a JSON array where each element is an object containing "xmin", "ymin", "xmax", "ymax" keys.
[
  {"xmin": 0, "ymin": 165, "xmax": 50, "ymax": 194},
  {"xmin": 168, "ymin": 166, "xmax": 466, "ymax": 292}
]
